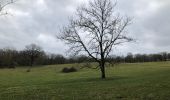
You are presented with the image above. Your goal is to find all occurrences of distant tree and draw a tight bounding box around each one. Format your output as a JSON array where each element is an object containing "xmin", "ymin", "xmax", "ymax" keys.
[
  {"xmin": 134, "ymin": 54, "xmax": 142, "ymax": 62},
  {"xmin": 48, "ymin": 54, "xmax": 66, "ymax": 64},
  {"xmin": 125, "ymin": 53, "xmax": 133, "ymax": 63},
  {"xmin": 76, "ymin": 55, "xmax": 89, "ymax": 63},
  {"xmin": 34, "ymin": 51, "xmax": 46, "ymax": 65},
  {"xmin": 58, "ymin": 0, "xmax": 133, "ymax": 79},
  {"xmin": 24, "ymin": 44, "xmax": 43, "ymax": 71},
  {"xmin": 16, "ymin": 50, "xmax": 29, "ymax": 66},
  {"xmin": 168, "ymin": 53, "xmax": 170, "ymax": 61},
  {"xmin": 153, "ymin": 54, "xmax": 163, "ymax": 61},
  {"xmin": 55, "ymin": 54, "xmax": 66, "ymax": 64},
  {"xmin": 161, "ymin": 52, "xmax": 168, "ymax": 61},
  {"xmin": 0, "ymin": 48, "xmax": 17, "ymax": 68}
]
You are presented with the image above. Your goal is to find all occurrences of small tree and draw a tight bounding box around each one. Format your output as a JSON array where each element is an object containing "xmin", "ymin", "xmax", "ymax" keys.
[
  {"xmin": 25, "ymin": 44, "xmax": 42, "ymax": 71},
  {"xmin": 58, "ymin": 0, "xmax": 133, "ymax": 79}
]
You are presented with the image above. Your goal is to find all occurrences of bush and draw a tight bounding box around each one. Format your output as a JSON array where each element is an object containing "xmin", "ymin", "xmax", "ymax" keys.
[
  {"xmin": 62, "ymin": 67, "xmax": 77, "ymax": 73},
  {"xmin": 69, "ymin": 67, "xmax": 77, "ymax": 72},
  {"xmin": 26, "ymin": 69, "xmax": 31, "ymax": 72}
]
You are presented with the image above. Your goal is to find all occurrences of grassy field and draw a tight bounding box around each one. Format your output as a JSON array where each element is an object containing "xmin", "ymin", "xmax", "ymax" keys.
[{"xmin": 0, "ymin": 62, "xmax": 170, "ymax": 100}]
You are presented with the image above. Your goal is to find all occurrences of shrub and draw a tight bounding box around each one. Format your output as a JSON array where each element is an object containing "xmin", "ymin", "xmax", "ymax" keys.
[
  {"xmin": 69, "ymin": 67, "xmax": 77, "ymax": 72},
  {"xmin": 62, "ymin": 67, "xmax": 77, "ymax": 73},
  {"xmin": 26, "ymin": 69, "xmax": 31, "ymax": 72},
  {"xmin": 62, "ymin": 67, "xmax": 69, "ymax": 73}
]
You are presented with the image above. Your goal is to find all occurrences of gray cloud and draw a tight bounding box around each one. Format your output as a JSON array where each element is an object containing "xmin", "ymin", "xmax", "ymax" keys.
[{"xmin": 0, "ymin": 0, "xmax": 170, "ymax": 55}]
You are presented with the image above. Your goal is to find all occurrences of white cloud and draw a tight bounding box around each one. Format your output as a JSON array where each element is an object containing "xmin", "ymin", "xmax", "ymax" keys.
[
  {"xmin": 0, "ymin": 0, "xmax": 170, "ymax": 55},
  {"xmin": 36, "ymin": 34, "xmax": 67, "ymax": 54},
  {"xmin": 37, "ymin": 34, "xmax": 56, "ymax": 44},
  {"xmin": 133, "ymin": 0, "xmax": 165, "ymax": 18}
]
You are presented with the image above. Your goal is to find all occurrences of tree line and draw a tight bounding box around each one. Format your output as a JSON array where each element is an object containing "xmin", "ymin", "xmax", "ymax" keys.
[
  {"xmin": 0, "ymin": 44, "xmax": 93, "ymax": 68},
  {"xmin": 0, "ymin": 44, "xmax": 170, "ymax": 69},
  {"xmin": 109, "ymin": 52, "xmax": 170, "ymax": 63}
]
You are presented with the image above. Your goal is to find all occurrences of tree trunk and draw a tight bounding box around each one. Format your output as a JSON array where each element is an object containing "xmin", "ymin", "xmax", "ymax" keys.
[{"xmin": 100, "ymin": 62, "xmax": 106, "ymax": 79}]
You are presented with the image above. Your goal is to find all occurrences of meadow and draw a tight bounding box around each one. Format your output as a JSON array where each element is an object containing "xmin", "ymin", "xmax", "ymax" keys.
[{"xmin": 0, "ymin": 62, "xmax": 170, "ymax": 100}]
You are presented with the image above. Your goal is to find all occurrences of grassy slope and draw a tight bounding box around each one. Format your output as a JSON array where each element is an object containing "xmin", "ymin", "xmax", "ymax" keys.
[{"xmin": 0, "ymin": 62, "xmax": 170, "ymax": 100}]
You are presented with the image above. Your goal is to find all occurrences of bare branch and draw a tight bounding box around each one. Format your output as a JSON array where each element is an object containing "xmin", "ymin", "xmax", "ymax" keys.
[
  {"xmin": 0, "ymin": 0, "xmax": 17, "ymax": 16},
  {"xmin": 57, "ymin": 0, "xmax": 134, "ymax": 78}
]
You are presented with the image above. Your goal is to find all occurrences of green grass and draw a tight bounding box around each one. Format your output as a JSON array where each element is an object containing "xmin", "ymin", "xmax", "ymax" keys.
[{"xmin": 0, "ymin": 62, "xmax": 170, "ymax": 100}]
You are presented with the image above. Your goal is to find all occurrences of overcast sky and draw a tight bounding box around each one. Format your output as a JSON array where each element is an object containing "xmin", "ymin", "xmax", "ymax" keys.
[{"xmin": 0, "ymin": 0, "xmax": 170, "ymax": 56}]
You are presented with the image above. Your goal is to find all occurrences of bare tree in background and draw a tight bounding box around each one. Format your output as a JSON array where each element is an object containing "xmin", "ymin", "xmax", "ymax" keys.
[
  {"xmin": 0, "ymin": 0, "xmax": 15, "ymax": 16},
  {"xmin": 25, "ymin": 44, "xmax": 42, "ymax": 72},
  {"xmin": 58, "ymin": 0, "xmax": 133, "ymax": 79}
]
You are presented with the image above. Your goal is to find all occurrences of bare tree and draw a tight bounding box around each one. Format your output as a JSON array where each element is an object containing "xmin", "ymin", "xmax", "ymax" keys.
[
  {"xmin": 25, "ymin": 44, "xmax": 42, "ymax": 72},
  {"xmin": 58, "ymin": 0, "xmax": 133, "ymax": 79},
  {"xmin": 0, "ymin": 0, "xmax": 15, "ymax": 16}
]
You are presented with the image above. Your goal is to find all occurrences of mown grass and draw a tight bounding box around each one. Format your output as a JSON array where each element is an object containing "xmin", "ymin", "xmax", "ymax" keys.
[{"xmin": 0, "ymin": 62, "xmax": 170, "ymax": 100}]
